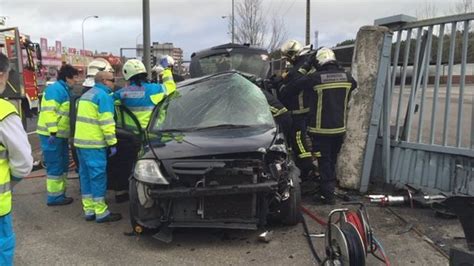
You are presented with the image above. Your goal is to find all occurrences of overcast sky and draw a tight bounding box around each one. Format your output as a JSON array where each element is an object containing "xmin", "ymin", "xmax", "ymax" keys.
[{"xmin": 1, "ymin": 0, "xmax": 456, "ymax": 59}]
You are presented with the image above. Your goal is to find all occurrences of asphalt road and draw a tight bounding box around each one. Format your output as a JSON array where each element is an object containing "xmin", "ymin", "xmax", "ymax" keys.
[{"xmin": 12, "ymin": 167, "xmax": 456, "ymax": 265}]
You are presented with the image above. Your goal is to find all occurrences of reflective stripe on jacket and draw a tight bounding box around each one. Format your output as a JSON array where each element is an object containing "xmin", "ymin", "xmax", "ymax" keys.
[
  {"xmin": 37, "ymin": 80, "xmax": 71, "ymax": 138},
  {"xmin": 162, "ymin": 68, "xmax": 176, "ymax": 96},
  {"xmin": 261, "ymin": 89, "xmax": 288, "ymax": 118},
  {"xmin": 306, "ymin": 64, "xmax": 357, "ymax": 135},
  {"xmin": 74, "ymin": 83, "xmax": 117, "ymax": 148},
  {"xmin": 114, "ymin": 81, "xmax": 165, "ymax": 130},
  {"xmin": 0, "ymin": 99, "xmax": 18, "ymax": 216}
]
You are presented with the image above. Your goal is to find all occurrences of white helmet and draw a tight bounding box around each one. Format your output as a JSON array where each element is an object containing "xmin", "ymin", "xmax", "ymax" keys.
[
  {"xmin": 122, "ymin": 59, "xmax": 147, "ymax": 81},
  {"xmin": 316, "ymin": 47, "xmax": 336, "ymax": 66},
  {"xmin": 280, "ymin": 40, "xmax": 303, "ymax": 61},
  {"xmin": 82, "ymin": 58, "xmax": 114, "ymax": 87},
  {"xmin": 160, "ymin": 55, "xmax": 175, "ymax": 68}
]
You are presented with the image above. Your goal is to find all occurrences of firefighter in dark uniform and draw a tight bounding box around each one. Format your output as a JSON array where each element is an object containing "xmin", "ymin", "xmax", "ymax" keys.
[
  {"xmin": 277, "ymin": 40, "xmax": 316, "ymax": 180},
  {"xmin": 297, "ymin": 47, "xmax": 357, "ymax": 204}
]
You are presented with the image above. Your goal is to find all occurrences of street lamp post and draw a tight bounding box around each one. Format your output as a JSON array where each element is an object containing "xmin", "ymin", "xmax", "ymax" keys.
[
  {"xmin": 221, "ymin": 0, "xmax": 235, "ymax": 43},
  {"xmin": 81, "ymin": 15, "xmax": 99, "ymax": 53},
  {"xmin": 231, "ymin": 0, "xmax": 234, "ymax": 43}
]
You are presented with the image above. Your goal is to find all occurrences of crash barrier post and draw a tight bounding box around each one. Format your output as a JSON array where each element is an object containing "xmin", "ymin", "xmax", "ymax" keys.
[
  {"xmin": 365, "ymin": 13, "xmax": 474, "ymax": 195},
  {"xmin": 336, "ymin": 25, "xmax": 392, "ymax": 190}
]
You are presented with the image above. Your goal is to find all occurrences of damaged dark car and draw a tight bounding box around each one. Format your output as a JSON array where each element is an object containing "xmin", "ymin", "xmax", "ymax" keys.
[{"xmin": 120, "ymin": 72, "xmax": 301, "ymax": 240}]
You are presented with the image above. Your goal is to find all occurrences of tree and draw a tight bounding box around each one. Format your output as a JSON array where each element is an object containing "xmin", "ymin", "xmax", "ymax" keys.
[
  {"xmin": 266, "ymin": 16, "xmax": 288, "ymax": 53},
  {"xmin": 416, "ymin": 0, "xmax": 438, "ymax": 19},
  {"xmin": 231, "ymin": 0, "xmax": 287, "ymax": 52},
  {"xmin": 335, "ymin": 39, "xmax": 355, "ymax": 47},
  {"xmin": 453, "ymin": 0, "xmax": 473, "ymax": 13},
  {"xmin": 234, "ymin": 0, "xmax": 266, "ymax": 46}
]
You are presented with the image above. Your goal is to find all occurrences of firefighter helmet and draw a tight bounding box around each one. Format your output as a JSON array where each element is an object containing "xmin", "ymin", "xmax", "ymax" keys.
[
  {"xmin": 83, "ymin": 58, "xmax": 114, "ymax": 87},
  {"xmin": 122, "ymin": 59, "xmax": 147, "ymax": 81},
  {"xmin": 316, "ymin": 47, "xmax": 336, "ymax": 66},
  {"xmin": 280, "ymin": 40, "xmax": 303, "ymax": 61}
]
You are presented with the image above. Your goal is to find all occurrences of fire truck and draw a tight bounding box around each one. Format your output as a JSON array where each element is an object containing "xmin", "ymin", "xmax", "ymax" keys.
[{"xmin": 0, "ymin": 27, "xmax": 42, "ymax": 129}]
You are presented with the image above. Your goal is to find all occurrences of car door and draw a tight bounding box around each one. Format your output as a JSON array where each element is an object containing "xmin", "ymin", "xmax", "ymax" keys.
[{"xmin": 106, "ymin": 105, "xmax": 144, "ymax": 192}]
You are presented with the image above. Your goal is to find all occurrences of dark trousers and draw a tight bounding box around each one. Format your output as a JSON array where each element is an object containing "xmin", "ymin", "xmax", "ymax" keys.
[
  {"xmin": 289, "ymin": 114, "xmax": 313, "ymax": 177},
  {"xmin": 311, "ymin": 134, "xmax": 344, "ymax": 198}
]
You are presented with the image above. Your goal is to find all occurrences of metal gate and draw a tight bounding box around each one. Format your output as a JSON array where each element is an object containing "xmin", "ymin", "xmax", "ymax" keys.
[{"xmin": 361, "ymin": 13, "xmax": 474, "ymax": 195}]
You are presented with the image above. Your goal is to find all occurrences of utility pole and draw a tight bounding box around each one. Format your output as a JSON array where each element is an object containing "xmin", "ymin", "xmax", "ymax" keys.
[
  {"xmin": 232, "ymin": 0, "xmax": 235, "ymax": 43},
  {"xmin": 305, "ymin": 0, "xmax": 310, "ymax": 45},
  {"xmin": 314, "ymin": 30, "xmax": 319, "ymax": 49},
  {"xmin": 143, "ymin": 0, "xmax": 151, "ymax": 79}
]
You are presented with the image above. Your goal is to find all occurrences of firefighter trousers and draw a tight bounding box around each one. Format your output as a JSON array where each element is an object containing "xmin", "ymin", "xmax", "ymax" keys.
[
  {"xmin": 311, "ymin": 134, "xmax": 344, "ymax": 198},
  {"xmin": 289, "ymin": 114, "xmax": 313, "ymax": 178}
]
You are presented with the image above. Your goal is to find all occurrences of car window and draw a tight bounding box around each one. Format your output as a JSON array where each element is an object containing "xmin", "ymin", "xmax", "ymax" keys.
[
  {"xmin": 193, "ymin": 52, "xmax": 269, "ymax": 79},
  {"xmin": 150, "ymin": 73, "xmax": 274, "ymax": 132}
]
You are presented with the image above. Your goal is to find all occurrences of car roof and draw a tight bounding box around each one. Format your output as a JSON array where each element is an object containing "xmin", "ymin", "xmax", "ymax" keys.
[
  {"xmin": 177, "ymin": 71, "xmax": 239, "ymax": 88},
  {"xmin": 190, "ymin": 43, "xmax": 268, "ymax": 59}
]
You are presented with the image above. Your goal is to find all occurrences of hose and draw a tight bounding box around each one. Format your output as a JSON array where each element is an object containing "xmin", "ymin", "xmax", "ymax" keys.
[
  {"xmin": 300, "ymin": 212, "xmax": 322, "ymax": 263},
  {"xmin": 300, "ymin": 205, "xmax": 327, "ymax": 226}
]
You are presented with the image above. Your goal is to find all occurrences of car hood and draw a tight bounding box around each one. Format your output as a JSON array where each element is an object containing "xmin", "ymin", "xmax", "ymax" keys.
[{"xmin": 145, "ymin": 126, "xmax": 276, "ymax": 160}]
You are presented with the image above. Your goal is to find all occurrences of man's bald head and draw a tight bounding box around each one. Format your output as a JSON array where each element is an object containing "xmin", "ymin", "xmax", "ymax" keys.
[{"xmin": 95, "ymin": 71, "xmax": 115, "ymax": 89}]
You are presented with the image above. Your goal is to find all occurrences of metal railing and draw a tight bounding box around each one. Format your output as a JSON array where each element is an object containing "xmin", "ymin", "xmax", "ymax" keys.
[
  {"xmin": 388, "ymin": 13, "xmax": 474, "ymax": 152},
  {"xmin": 362, "ymin": 13, "xmax": 474, "ymax": 194}
]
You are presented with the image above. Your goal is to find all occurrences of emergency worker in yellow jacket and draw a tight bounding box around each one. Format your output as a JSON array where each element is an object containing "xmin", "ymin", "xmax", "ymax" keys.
[
  {"xmin": 160, "ymin": 56, "xmax": 176, "ymax": 95},
  {"xmin": 74, "ymin": 71, "xmax": 121, "ymax": 223},
  {"xmin": 37, "ymin": 64, "xmax": 78, "ymax": 206},
  {"xmin": 0, "ymin": 52, "xmax": 33, "ymax": 265},
  {"xmin": 114, "ymin": 59, "xmax": 166, "ymax": 131}
]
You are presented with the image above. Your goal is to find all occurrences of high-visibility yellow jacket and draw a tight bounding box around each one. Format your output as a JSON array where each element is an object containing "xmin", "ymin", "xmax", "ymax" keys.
[
  {"xmin": 0, "ymin": 99, "xmax": 17, "ymax": 216},
  {"xmin": 73, "ymin": 83, "xmax": 117, "ymax": 149},
  {"xmin": 162, "ymin": 68, "xmax": 176, "ymax": 96},
  {"xmin": 114, "ymin": 81, "xmax": 165, "ymax": 131},
  {"xmin": 37, "ymin": 80, "xmax": 71, "ymax": 138}
]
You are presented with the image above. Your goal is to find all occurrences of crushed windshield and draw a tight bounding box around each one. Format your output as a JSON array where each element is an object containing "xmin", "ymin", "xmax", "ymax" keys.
[
  {"xmin": 195, "ymin": 52, "xmax": 269, "ymax": 78},
  {"xmin": 151, "ymin": 73, "xmax": 274, "ymax": 132}
]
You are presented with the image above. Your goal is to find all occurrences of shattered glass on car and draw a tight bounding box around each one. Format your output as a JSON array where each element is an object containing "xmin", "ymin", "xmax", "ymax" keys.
[{"xmin": 150, "ymin": 73, "xmax": 274, "ymax": 132}]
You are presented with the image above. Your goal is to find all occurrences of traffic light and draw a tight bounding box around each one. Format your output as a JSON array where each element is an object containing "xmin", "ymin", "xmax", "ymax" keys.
[{"xmin": 151, "ymin": 55, "xmax": 157, "ymax": 66}]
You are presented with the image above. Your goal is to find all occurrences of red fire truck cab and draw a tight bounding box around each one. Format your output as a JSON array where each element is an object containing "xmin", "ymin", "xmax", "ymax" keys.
[{"xmin": 0, "ymin": 27, "xmax": 42, "ymax": 129}]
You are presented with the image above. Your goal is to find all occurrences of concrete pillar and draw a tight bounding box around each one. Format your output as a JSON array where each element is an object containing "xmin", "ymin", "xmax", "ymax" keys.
[{"xmin": 336, "ymin": 25, "xmax": 390, "ymax": 190}]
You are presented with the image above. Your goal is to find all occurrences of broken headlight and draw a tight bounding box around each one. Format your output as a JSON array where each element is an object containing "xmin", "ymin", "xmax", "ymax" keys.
[{"xmin": 134, "ymin": 159, "xmax": 169, "ymax": 185}]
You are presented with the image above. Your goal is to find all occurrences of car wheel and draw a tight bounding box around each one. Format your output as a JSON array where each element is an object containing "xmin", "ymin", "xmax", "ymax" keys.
[
  {"xmin": 279, "ymin": 174, "xmax": 302, "ymax": 225},
  {"xmin": 129, "ymin": 178, "xmax": 161, "ymax": 234}
]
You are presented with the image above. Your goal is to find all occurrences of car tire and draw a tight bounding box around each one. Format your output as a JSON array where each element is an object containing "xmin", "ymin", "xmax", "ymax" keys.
[
  {"xmin": 129, "ymin": 178, "xmax": 152, "ymax": 234},
  {"xmin": 129, "ymin": 178, "xmax": 161, "ymax": 234},
  {"xmin": 280, "ymin": 174, "xmax": 302, "ymax": 225},
  {"xmin": 129, "ymin": 178, "xmax": 141, "ymax": 231}
]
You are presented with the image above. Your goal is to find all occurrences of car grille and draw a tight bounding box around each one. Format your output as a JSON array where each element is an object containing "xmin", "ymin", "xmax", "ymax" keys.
[{"xmin": 167, "ymin": 158, "xmax": 261, "ymax": 220}]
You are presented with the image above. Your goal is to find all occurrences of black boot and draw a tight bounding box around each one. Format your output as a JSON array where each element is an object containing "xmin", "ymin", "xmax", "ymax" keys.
[
  {"xmin": 96, "ymin": 213, "xmax": 122, "ymax": 223},
  {"xmin": 47, "ymin": 197, "xmax": 74, "ymax": 206},
  {"xmin": 115, "ymin": 192, "xmax": 129, "ymax": 203}
]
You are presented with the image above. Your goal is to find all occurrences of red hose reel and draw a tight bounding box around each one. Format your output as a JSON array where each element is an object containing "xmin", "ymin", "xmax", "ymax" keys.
[{"xmin": 322, "ymin": 203, "xmax": 390, "ymax": 265}]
